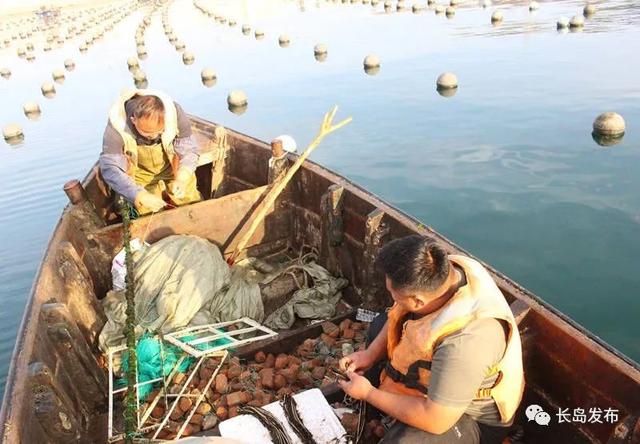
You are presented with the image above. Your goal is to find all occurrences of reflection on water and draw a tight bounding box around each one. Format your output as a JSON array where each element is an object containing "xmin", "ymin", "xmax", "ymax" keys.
[{"xmin": 1, "ymin": 0, "xmax": 639, "ymax": 398}]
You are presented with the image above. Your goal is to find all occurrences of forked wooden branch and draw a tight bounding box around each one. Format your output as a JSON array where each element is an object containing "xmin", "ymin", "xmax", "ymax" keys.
[{"xmin": 227, "ymin": 106, "xmax": 352, "ymax": 264}]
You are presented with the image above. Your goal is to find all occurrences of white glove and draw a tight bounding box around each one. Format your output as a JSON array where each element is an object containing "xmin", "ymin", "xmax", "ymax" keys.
[{"xmin": 134, "ymin": 190, "xmax": 166, "ymax": 213}]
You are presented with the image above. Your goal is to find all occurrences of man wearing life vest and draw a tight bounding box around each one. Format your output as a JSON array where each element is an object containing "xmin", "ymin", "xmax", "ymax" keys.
[
  {"xmin": 99, "ymin": 89, "xmax": 201, "ymax": 215},
  {"xmin": 339, "ymin": 235, "xmax": 524, "ymax": 443}
]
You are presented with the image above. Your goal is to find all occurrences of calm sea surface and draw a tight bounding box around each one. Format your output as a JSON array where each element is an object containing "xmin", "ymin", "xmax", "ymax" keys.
[{"xmin": 0, "ymin": 0, "xmax": 638, "ymax": 398}]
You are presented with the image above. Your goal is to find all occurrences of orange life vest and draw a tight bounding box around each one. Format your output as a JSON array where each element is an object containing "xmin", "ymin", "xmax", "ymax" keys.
[{"xmin": 379, "ymin": 255, "xmax": 525, "ymax": 424}]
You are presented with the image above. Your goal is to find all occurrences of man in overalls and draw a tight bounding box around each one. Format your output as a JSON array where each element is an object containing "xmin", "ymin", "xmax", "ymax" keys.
[
  {"xmin": 339, "ymin": 235, "xmax": 525, "ymax": 443},
  {"xmin": 99, "ymin": 89, "xmax": 201, "ymax": 215}
]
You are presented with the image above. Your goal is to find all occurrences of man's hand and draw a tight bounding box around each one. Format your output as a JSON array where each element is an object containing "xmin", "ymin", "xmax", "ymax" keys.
[
  {"xmin": 338, "ymin": 371, "xmax": 374, "ymax": 401},
  {"xmin": 339, "ymin": 350, "xmax": 375, "ymax": 374},
  {"xmin": 171, "ymin": 167, "xmax": 192, "ymax": 199},
  {"xmin": 134, "ymin": 190, "xmax": 166, "ymax": 213}
]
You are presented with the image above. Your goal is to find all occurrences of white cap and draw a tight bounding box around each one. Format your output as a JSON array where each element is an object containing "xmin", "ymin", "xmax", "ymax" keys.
[{"xmin": 274, "ymin": 134, "xmax": 297, "ymax": 154}]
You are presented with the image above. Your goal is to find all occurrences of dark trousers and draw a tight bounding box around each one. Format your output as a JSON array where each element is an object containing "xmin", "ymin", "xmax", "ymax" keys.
[{"xmin": 365, "ymin": 312, "xmax": 510, "ymax": 444}]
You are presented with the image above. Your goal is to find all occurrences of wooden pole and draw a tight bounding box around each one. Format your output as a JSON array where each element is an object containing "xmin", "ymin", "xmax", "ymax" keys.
[{"xmin": 227, "ymin": 106, "xmax": 352, "ymax": 265}]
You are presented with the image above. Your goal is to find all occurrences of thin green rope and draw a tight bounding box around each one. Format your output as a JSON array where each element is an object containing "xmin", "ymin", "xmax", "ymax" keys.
[{"xmin": 119, "ymin": 197, "xmax": 138, "ymax": 443}]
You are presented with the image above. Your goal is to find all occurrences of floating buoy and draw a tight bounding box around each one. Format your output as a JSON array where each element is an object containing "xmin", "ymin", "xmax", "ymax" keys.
[
  {"xmin": 557, "ymin": 17, "xmax": 569, "ymax": 29},
  {"xmin": 64, "ymin": 59, "xmax": 75, "ymax": 71},
  {"xmin": 228, "ymin": 19, "xmax": 237, "ymax": 26},
  {"xmin": 315, "ymin": 52, "xmax": 328, "ymax": 62},
  {"xmin": 592, "ymin": 112, "xmax": 625, "ymax": 141},
  {"xmin": 569, "ymin": 15, "xmax": 584, "ymax": 27},
  {"xmin": 227, "ymin": 90, "xmax": 248, "ymax": 108},
  {"xmin": 182, "ymin": 51, "xmax": 195, "ymax": 65},
  {"xmin": 127, "ymin": 57, "xmax": 139, "ymax": 69},
  {"xmin": 175, "ymin": 41, "xmax": 185, "ymax": 51},
  {"xmin": 314, "ymin": 43, "xmax": 328, "ymax": 55},
  {"xmin": 436, "ymin": 72, "xmax": 458, "ymax": 90},
  {"xmin": 43, "ymin": 44, "xmax": 52, "ymax": 52},
  {"xmin": 412, "ymin": 3, "xmax": 423, "ymax": 13},
  {"xmin": 41, "ymin": 82, "xmax": 56, "ymax": 98},
  {"xmin": 397, "ymin": 0, "xmax": 406, "ymax": 11},
  {"xmin": 242, "ymin": 24, "xmax": 251, "ymax": 35},
  {"xmin": 446, "ymin": 6, "xmax": 455, "ymax": 16},
  {"xmin": 0, "ymin": 68, "xmax": 10, "ymax": 79},
  {"xmin": 23, "ymin": 101, "xmax": 41, "ymax": 119},
  {"xmin": 254, "ymin": 29, "xmax": 265, "ymax": 40},
  {"xmin": 201, "ymin": 68, "xmax": 217, "ymax": 87},
  {"xmin": 491, "ymin": 10, "xmax": 503, "ymax": 23},
  {"xmin": 137, "ymin": 45, "xmax": 147, "ymax": 57},
  {"xmin": 79, "ymin": 43, "xmax": 88, "ymax": 52},
  {"xmin": 529, "ymin": 1, "xmax": 539, "ymax": 11},
  {"xmin": 52, "ymin": 69, "xmax": 66, "ymax": 83},
  {"xmin": 17, "ymin": 47, "xmax": 26, "ymax": 57},
  {"xmin": 278, "ymin": 35, "xmax": 290, "ymax": 47},
  {"xmin": 26, "ymin": 42, "xmax": 34, "ymax": 51},
  {"xmin": 132, "ymin": 68, "xmax": 147, "ymax": 82},
  {"xmin": 26, "ymin": 53, "xmax": 36, "ymax": 62},
  {"xmin": 3, "ymin": 123, "xmax": 24, "ymax": 145},
  {"xmin": 363, "ymin": 54, "xmax": 381, "ymax": 70},
  {"xmin": 450, "ymin": 0, "xmax": 459, "ymax": 5},
  {"xmin": 583, "ymin": 3, "xmax": 596, "ymax": 16}
]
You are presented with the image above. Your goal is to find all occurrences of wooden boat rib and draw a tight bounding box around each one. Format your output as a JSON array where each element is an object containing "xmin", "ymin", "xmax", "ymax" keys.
[{"xmin": 1, "ymin": 114, "xmax": 638, "ymax": 443}]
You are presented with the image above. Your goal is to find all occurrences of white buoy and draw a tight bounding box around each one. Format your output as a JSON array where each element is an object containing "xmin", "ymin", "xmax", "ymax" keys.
[
  {"xmin": 0, "ymin": 68, "xmax": 10, "ymax": 79},
  {"xmin": 228, "ymin": 19, "xmax": 237, "ymax": 26},
  {"xmin": 569, "ymin": 15, "xmax": 584, "ymax": 27},
  {"xmin": 314, "ymin": 43, "xmax": 328, "ymax": 55},
  {"xmin": 79, "ymin": 43, "xmax": 88, "ymax": 52},
  {"xmin": 436, "ymin": 72, "xmax": 458, "ymax": 90},
  {"xmin": 242, "ymin": 24, "xmax": 251, "ymax": 35},
  {"xmin": 52, "ymin": 69, "xmax": 66, "ymax": 83},
  {"xmin": 363, "ymin": 54, "xmax": 381, "ymax": 69},
  {"xmin": 446, "ymin": 6, "xmax": 455, "ymax": 16},
  {"xmin": 201, "ymin": 68, "xmax": 217, "ymax": 81},
  {"xmin": 137, "ymin": 45, "xmax": 147, "ymax": 56},
  {"xmin": 583, "ymin": 3, "xmax": 596, "ymax": 16},
  {"xmin": 529, "ymin": 1, "xmax": 539, "ymax": 11},
  {"xmin": 41, "ymin": 82, "xmax": 56, "ymax": 98},
  {"xmin": 3, "ymin": 123, "xmax": 24, "ymax": 144},
  {"xmin": 593, "ymin": 112, "xmax": 625, "ymax": 137},
  {"xmin": 43, "ymin": 44, "xmax": 52, "ymax": 51},
  {"xmin": 175, "ymin": 41, "xmax": 185, "ymax": 51},
  {"xmin": 132, "ymin": 69, "xmax": 147, "ymax": 82},
  {"xmin": 481, "ymin": 0, "xmax": 492, "ymax": 7},
  {"xmin": 227, "ymin": 90, "xmax": 248, "ymax": 107},
  {"xmin": 435, "ymin": 4, "xmax": 445, "ymax": 14},
  {"xmin": 26, "ymin": 42, "xmax": 34, "ymax": 51},
  {"xmin": 450, "ymin": 0, "xmax": 459, "ymax": 5},
  {"xmin": 278, "ymin": 35, "xmax": 290, "ymax": 47},
  {"xmin": 397, "ymin": 0, "xmax": 406, "ymax": 11},
  {"xmin": 182, "ymin": 51, "xmax": 195, "ymax": 65},
  {"xmin": 17, "ymin": 47, "xmax": 26, "ymax": 57},
  {"xmin": 64, "ymin": 59, "xmax": 75, "ymax": 71},
  {"xmin": 412, "ymin": 3, "xmax": 423, "ymax": 13},
  {"xmin": 26, "ymin": 53, "xmax": 36, "ymax": 62},
  {"xmin": 491, "ymin": 10, "xmax": 503, "ymax": 23},
  {"xmin": 254, "ymin": 29, "xmax": 265, "ymax": 39},
  {"xmin": 127, "ymin": 57, "xmax": 139, "ymax": 69},
  {"xmin": 557, "ymin": 17, "xmax": 569, "ymax": 29},
  {"xmin": 23, "ymin": 101, "xmax": 41, "ymax": 117}
]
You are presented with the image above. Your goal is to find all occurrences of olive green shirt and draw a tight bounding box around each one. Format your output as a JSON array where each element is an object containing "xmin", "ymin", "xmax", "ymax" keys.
[{"xmin": 428, "ymin": 317, "xmax": 509, "ymax": 427}]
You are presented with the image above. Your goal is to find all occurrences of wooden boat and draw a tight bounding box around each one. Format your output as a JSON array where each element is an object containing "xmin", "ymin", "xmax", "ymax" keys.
[{"xmin": 1, "ymin": 114, "xmax": 638, "ymax": 444}]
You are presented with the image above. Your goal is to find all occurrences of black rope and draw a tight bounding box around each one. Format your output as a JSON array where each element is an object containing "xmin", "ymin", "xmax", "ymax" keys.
[
  {"xmin": 238, "ymin": 405, "xmax": 292, "ymax": 444},
  {"xmin": 281, "ymin": 394, "xmax": 316, "ymax": 444}
]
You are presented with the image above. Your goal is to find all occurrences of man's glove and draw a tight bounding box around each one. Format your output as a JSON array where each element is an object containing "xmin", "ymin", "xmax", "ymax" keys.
[
  {"xmin": 134, "ymin": 190, "xmax": 166, "ymax": 213},
  {"xmin": 170, "ymin": 167, "xmax": 192, "ymax": 199}
]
